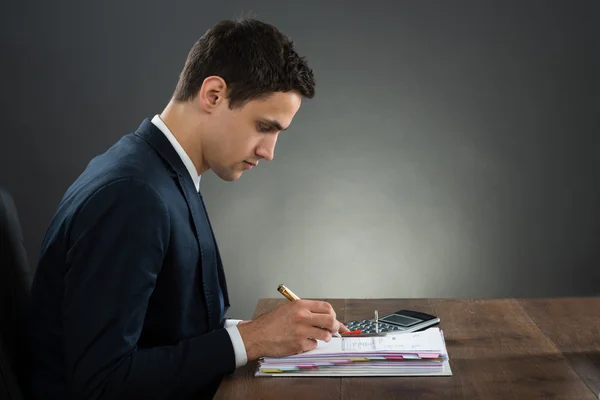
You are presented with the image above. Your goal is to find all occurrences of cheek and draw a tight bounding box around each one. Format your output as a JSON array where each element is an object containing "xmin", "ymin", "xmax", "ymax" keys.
[
  {"xmin": 221, "ymin": 132, "xmax": 256, "ymax": 163},
  {"xmin": 218, "ymin": 122, "xmax": 240, "ymax": 152},
  {"xmin": 231, "ymin": 128, "xmax": 258, "ymax": 152}
]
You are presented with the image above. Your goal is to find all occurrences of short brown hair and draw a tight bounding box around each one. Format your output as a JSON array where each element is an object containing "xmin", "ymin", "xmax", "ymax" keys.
[{"xmin": 173, "ymin": 17, "xmax": 315, "ymax": 109}]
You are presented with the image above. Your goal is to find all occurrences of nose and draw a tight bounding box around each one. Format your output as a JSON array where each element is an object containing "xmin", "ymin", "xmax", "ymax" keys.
[{"xmin": 255, "ymin": 135, "xmax": 277, "ymax": 161}]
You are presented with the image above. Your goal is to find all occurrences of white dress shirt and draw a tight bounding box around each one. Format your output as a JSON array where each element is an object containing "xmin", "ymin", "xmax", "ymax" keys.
[{"xmin": 151, "ymin": 114, "xmax": 248, "ymax": 368}]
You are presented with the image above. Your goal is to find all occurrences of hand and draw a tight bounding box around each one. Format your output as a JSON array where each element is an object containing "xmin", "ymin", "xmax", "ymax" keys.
[
  {"xmin": 338, "ymin": 321, "xmax": 350, "ymax": 333},
  {"xmin": 237, "ymin": 300, "xmax": 348, "ymax": 360}
]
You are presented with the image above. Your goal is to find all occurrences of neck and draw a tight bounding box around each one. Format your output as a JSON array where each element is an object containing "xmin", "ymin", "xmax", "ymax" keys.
[{"xmin": 159, "ymin": 100, "xmax": 208, "ymax": 175}]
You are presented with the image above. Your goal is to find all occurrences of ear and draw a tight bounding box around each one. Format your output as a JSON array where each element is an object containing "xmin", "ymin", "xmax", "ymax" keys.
[{"xmin": 197, "ymin": 76, "xmax": 228, "ymax": 113}]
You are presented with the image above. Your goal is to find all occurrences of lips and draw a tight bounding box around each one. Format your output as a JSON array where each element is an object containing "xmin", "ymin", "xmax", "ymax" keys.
[{"xmin": 242, "ymin": 161, "xmax": 255, "ymax": 170}]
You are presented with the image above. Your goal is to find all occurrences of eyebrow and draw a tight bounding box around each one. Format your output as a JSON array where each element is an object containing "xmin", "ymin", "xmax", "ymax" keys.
[{"xmin": 260, "ymin": 118, "xmax": 288, "ymax": 131}]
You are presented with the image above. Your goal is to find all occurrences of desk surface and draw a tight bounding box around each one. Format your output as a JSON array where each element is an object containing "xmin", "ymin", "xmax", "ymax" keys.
[{"xmin": 214, "ymin": 297, "xmax": 600, "ymax": 399}]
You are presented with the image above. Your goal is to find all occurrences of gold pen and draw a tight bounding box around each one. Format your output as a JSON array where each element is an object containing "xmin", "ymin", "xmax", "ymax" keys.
[{"xmin": 277, "ymin": 284, "xmax": 342, "ymax": 338}]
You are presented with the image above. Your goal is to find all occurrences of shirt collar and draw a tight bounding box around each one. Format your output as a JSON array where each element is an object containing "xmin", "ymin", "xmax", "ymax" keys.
[{"xmin": 151, "ymin": 114, "xmax": 201, "ymax": 192}]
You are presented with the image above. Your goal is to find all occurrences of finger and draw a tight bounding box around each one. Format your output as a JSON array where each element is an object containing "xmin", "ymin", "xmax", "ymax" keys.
[
  {"xmin": 337, "ymin": 321, "xmax": 350, "ymax": 333},
  {"xmin": 308, "ymin": 313, "xmax": 338, "ymax": 333},
  {"xmin": 300, "ymin": 338, "xmax": 319, "ymax": 353},
  {"xmin": 305, "ymin": 326, "xmax": 333, "ymax": 342},
  {"xmin": 303, "ymin": 300, "xmax": 336, "ymax": 317}
]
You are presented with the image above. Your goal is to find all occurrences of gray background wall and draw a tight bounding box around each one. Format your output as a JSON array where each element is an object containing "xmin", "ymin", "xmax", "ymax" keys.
[{"xmin": 1, "ymin": 1, "xmax": 599, "ymax": 320}]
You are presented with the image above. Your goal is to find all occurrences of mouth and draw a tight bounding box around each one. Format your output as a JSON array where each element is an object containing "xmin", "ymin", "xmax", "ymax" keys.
[{"xmin": 243, "ymin": 160, "xmax": 257, "ymax": 170}]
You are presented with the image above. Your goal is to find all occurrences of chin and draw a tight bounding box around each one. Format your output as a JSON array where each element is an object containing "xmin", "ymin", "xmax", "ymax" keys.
[{"xmin": 215, "ymin": 169, "xmax": 243, "ymax": 182}]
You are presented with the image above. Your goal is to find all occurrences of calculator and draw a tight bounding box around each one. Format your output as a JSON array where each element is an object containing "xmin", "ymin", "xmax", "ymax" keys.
[{"xmin": 345, "ymin": 309, "xmax": 440, "ymax": 334}]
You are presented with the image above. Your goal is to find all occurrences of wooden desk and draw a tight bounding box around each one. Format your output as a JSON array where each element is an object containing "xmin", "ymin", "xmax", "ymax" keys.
[{"xmin": 215, "ymin": 297, "xmax": 600, "ymax": 399}]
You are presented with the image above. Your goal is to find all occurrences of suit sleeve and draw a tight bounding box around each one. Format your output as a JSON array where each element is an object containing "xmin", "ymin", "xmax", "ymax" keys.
[{"xmin": 62, "ymin": 178, "xmax": 235, "ymax": 399}]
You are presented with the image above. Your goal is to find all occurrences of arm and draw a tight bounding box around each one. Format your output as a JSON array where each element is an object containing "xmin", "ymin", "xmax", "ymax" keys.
[{"xmin": 63, "ymin": 178, "xmax": 235, "ymax": 399}]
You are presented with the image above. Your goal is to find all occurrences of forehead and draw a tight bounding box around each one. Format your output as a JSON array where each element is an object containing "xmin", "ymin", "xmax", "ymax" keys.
[{"xmin": 242, "ymin": 91, "xmax": 302, "ymax": 125}]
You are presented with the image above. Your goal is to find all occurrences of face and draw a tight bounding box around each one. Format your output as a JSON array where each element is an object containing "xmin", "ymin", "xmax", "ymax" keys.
[{"xmin": 199, "ymin": 79, "xmax": 302, "ymax": 182}]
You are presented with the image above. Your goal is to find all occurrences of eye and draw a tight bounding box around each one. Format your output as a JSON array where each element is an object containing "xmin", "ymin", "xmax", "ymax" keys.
[{"xmin": 257, "ymin": 123, "xmax": 271, "ymax": 133}]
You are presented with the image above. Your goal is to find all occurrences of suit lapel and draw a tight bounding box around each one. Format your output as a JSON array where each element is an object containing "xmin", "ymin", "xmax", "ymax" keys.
[
  {"xmin": 197, "ymin": 194, "xmax": 230, "ymax": 315},
  {"xmin": 178, "ymin": 177, "xmax": 222, "ymax": 330},
  {"xmin": 134, "ymin": 119, "xmax": 227, "ymax": 330}
]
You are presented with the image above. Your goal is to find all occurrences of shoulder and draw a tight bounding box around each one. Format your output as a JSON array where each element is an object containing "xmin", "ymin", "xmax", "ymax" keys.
[
  {"xmin": 86, "ymin": 176, "xmax": 166, "ymax": 204},
  {"xmin": 66, "ymin": 177, "xmax": 171, "ymax": 249},
  {"xmin": 85, "ymin": 133, "xmax": 171, "ymax": 184},
  {"xmin": 76, "ymin": 177, "xmax": 169, "ymax": 221},
  {"xmin": 65, "ymin": 133, "xmax": 175, "ymax": 212}
]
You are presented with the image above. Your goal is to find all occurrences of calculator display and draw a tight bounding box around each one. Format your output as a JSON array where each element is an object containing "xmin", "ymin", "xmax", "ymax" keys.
[{"xmin": 380, "ymin": 314, "xmax": 421, "ymax": 327}]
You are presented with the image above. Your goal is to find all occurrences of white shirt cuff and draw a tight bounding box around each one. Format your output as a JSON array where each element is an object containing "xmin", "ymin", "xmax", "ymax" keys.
[
  {"xmin": 223, "ymin": 318, "xmax": 242, "ymax": 328},
  {"xmin": 224, "ymin": 323, "xmax": 248, "ymax": 368}
]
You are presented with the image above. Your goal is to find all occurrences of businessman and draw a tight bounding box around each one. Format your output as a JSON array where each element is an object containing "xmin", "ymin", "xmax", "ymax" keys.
[{"xmin": 28, "ymin": 17, "xmax": 348, "ymax": 399}]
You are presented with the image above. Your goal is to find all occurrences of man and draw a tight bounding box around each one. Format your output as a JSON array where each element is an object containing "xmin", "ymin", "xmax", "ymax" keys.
[{"xmin": 28, "ymin": 17, "xmax": 348, "ymax": 399}]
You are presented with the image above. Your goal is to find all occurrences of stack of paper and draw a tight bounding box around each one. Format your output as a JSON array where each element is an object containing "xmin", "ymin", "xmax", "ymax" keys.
[{"xmin": 256, "ymin": 327, "xmax": 452, "ymax": 377}]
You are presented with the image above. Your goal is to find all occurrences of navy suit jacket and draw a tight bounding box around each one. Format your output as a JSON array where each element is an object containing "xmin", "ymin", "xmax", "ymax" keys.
[{"xmin": 28, "ymin": 119, "xmax": 236, "ymax": 399}]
